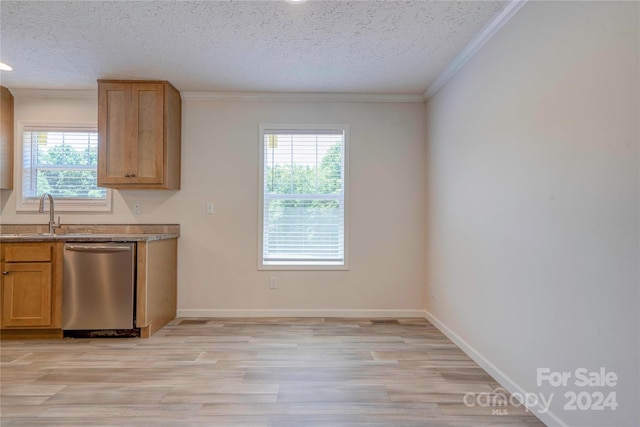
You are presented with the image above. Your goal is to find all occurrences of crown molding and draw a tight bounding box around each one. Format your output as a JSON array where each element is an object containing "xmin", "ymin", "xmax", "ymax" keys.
[
  {"xmin": 182, "ymin": 91, "xmax": 425, "ymax": 103},
  {"xmin": 9, "ymin": 88, "xmax": 424, "ymax": 103},
  {"xmin": 10, "ymin": 89, "xmax": 96, "ymax": 99},
  {"xmin": 423, "ymin": 0, "xmax": 528, "ymax": 100}
]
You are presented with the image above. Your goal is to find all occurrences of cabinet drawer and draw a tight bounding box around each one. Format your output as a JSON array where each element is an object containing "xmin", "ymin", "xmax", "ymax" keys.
[{"xmin": 4, "ymin": 245, "xmax": 53, "ymax": 262}]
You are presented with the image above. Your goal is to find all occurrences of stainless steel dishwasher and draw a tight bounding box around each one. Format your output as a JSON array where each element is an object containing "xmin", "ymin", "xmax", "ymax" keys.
[{"xmin": 63, "ymin": 242, "xmax": 136, "ymax": 332}]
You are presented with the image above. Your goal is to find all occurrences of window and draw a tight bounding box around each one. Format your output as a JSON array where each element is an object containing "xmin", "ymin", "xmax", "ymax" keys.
[
  {"xmin": 259, "ymin": 124, "xmax": 349, "ymax": 270},
  {"xmin": 18, "ymin": 123, "xmax": 111, "ymax": 211}
]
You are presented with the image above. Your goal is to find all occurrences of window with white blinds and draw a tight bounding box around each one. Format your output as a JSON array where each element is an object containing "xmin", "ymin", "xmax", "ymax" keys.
[
  {"xmin": 259, "ymin": 125, "xmax": 349, "ymax": 269},
  {"xmin": 18, "ymin": 124, "xmax": 111, "ymax": 211}
]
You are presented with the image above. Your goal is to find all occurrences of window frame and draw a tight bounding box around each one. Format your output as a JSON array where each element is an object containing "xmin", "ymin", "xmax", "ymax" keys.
[
  {"xmin": 258, "ymin": 123, "xmax": 350, "ymax": 271},
  {"xmin": 16, "ymin": 121, "xmax": 112, "ymax": 212}
]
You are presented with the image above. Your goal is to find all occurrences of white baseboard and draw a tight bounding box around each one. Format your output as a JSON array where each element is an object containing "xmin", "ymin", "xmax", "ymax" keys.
[
  {"xmin": 424, "ymin": 309, "xmax": 565, "ymax": 427},
  {"xmin": 177, "ymin": 308, "xmax": 427, "ymax": 318}
]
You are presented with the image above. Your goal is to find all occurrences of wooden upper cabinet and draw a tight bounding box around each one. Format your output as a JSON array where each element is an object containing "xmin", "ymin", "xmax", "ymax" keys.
[
  {"xmin": 0, "ymin": 86, "xmax": 14, "ymax": 190},
  {"xmin": 97, "ymin": 80, "xmax": 181, "ymax": 189}
]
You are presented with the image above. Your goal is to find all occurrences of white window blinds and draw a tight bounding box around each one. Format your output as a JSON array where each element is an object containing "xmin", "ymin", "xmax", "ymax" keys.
[
  {"xmin": 260, "ymin": 126, "xmax": 348, "ymax": 268},
  {"xmin": 22, "ymin": 126, "xmax": 107, "ymax": 202}
]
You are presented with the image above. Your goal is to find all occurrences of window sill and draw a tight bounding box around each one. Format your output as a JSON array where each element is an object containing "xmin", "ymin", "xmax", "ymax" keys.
[
  {"xmin": 259, "ymin": 262, "xmax": 349, "ymax": 271},
  {"xmin": 17, "ymin": 195, "xmax": 112, "ymax": 213}
]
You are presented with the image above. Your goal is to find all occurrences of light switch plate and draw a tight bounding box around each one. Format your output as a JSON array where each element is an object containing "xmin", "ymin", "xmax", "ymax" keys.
[
  {"xmin": 206, "ymin": 202, "xmax": 214, "ymax": 214},
  {"xmin": 133, "ymin": 202, "xmax": 141, "ymax": 215}
]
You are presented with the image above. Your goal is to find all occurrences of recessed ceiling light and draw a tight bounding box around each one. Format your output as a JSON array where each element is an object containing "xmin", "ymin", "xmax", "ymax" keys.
[
  {"xmin": 285, "ymin": 0, "xmax": 307, "ymax": 4},
  {"xmin": 0, "ymin": 62, "xmax": 12, "ymax": 71}
]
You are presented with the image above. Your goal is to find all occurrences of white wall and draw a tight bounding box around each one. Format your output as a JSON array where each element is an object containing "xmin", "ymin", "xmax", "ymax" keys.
[
  {"xmin": 425, "ymin": 2, "xmax": 639, "ymax": 426},
  {"xmin": 180, "ymin": 98, "xmax": 426, "ymax": 314},
  {"xmin": 1, "ymin": 93, "xmax": 427, "ymax": 316}
]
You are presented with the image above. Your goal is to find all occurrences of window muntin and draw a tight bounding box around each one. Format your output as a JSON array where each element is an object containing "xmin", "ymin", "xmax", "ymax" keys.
[
  {"xmin": 260, "ymin": 125, "xmax": 349, "ymax": 269},
  {"xmin": 18, "ymin": 124, "xmax": 111, "ymax": 211}
]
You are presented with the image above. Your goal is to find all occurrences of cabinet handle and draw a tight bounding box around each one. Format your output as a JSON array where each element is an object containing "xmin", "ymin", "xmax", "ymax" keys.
[
  {"xmin": 129, "ymin": 173, "xmax": 136, "ymax": 177},
  {"xmin": 124, "ymin": 174, "xmax": 130, "ymax": 177},
  {"xmin": 2, "ymin": 271, "xmax": 8, "ymax": 275}
]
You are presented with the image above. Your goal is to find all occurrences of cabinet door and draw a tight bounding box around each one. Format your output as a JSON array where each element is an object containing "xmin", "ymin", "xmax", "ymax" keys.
[
  {"xmin": 1, "ymin": 262, "xmax": 53, "ymax": 327},
  {"xmin": 130, "ymin": 83, "xmax": 164, "ymax": 185},
  {"xmin": 0, "ymin": 86, "xmax": 14, "ymax": 189},
  {"xmin": 98, "ymin": 82, "xmax": 134, "ymax": 185}
]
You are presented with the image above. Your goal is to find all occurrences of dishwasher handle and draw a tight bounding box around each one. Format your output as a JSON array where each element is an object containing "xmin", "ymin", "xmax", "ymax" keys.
[{"xmin": 65, "ymin": 244, "xmax": 133, "ymax": 253}]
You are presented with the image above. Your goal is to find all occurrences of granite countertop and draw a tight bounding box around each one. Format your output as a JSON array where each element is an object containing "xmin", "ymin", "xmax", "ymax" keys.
[
  {"xmin": 0, "ymin": 224, "xmax": 180, "ymax": 243},
  {"xmin": 0, "ymin": 233, "xmax": 179, "ymax": 242}
]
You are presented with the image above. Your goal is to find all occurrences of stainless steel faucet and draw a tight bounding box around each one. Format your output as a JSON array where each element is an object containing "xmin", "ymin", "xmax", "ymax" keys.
[{"xmin": 38, "ymin": 192, "xmax": 61, "ymax": 234}]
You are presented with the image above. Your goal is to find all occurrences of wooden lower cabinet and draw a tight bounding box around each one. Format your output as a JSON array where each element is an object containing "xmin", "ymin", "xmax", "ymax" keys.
[
  {"xmin": 2, "ymin": 262, "xmax": 52, "ymax": 327},
  {"xmin": 0, "ymin": 237, "xmax": 176, "ymax": 339},
  {"xmin": 0, "ymin": 242, "xmax": 63, "ymax": 337},
  {"xmin": 136, "ymin": 238, "xmax": 178, "ymax": 338}
]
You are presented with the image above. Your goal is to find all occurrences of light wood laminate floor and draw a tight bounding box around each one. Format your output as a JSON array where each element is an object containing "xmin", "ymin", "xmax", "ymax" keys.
[{"xmin": 1, "ymin": 318, "xmax": 545, "ymax": 426}]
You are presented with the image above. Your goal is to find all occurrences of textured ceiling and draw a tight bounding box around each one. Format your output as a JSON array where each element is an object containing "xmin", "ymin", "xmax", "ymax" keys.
[{"xmin": 0, "ymin": 0, "xmax": 507, "ymax": 94}]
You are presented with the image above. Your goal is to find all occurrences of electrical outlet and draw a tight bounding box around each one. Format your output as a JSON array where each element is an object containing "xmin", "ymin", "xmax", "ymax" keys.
[
  {"xmin": 206, "ymin": 202, "xmax": 214, "ymax": 214},
  {"xmin": 133, "ymin": 202, "xmax": 141, "ymax": 215},
  {"xmin": 270, "ymin": 276, "xmax": 278, "ymax": 289}
]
